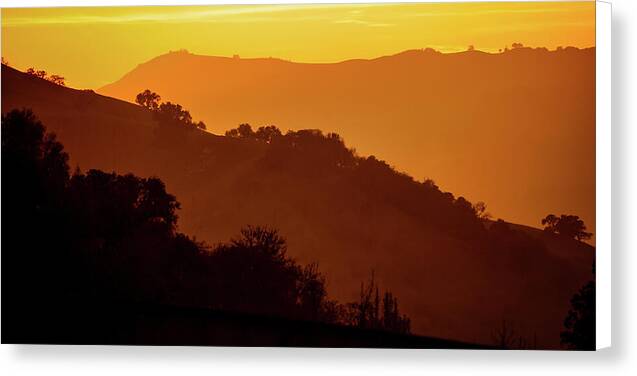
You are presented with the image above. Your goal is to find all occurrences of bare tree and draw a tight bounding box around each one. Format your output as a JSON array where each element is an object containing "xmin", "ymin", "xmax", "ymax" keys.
[
  {"xmin": 492, "ymin": 320, "xmax": 518, "ymax": 349},
  {"xmin": 492, "ymin": 319, "xmax": 535, "ymax": 349},
  {"xmin": 473, "ymin": 201, "xmax": 492, "ymax": 221},
  {"xmin": 346, "ymin": 271, "xmax": 410, "ymax": 334}
]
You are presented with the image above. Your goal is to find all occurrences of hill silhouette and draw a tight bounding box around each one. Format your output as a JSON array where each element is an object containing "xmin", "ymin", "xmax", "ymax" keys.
[
  {"xmin": 98, "ymin": 47, "xmax": 596, "ymax": 244},
  {"xmin": 1, "ymin": 108, "xmax": 415, "ymax": 346},
  {"xmin": 2, "ymin": 63, "xmax": 594, "ymax": 348}
]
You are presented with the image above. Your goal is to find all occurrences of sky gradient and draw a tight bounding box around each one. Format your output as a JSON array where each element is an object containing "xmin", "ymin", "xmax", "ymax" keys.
[{"xmin": 1, "ymin": 2, "xmax": 595, "ymax": 88}]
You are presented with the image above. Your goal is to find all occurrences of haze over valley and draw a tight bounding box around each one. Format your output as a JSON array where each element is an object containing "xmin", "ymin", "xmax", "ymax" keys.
[{"xmin": 98, "ymin": 46, "xmax": 596, "ymax": 242}]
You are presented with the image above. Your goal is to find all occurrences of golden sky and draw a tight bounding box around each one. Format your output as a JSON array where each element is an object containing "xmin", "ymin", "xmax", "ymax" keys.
[{"xmin": 2, "ymin": 2, "xmax": 595, "ymax": 88}]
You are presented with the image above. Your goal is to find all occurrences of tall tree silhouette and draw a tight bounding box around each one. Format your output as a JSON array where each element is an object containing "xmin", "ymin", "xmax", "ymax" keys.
[
  {"xmin": 561, "ymin": 263, "xmax": 596, "ymax": 350},
  {"xmin": 2, "ymin": 109, "xmax": 71, "ymax": 342},
  {"xmin": 345, "ymin": 272, "xmax": 411, "ymax": 334}
]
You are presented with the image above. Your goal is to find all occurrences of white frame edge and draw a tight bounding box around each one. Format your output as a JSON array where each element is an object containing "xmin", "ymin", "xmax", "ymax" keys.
[{"xmin": 595, "ymin": 0, "xmax": 611, "ymax": 351}]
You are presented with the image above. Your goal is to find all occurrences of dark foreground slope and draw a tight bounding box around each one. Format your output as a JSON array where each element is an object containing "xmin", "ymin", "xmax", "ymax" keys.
[
  {"xmin": 99, "ymin": 47, "xmax": 596, "ymax": 243},
  {"xmin": 4, "ymin": 302, "xmax": 487, "ymax": 349},
  {"xmin": 2, "ymin": 65, "xmax": 594, "ymax": 348}
]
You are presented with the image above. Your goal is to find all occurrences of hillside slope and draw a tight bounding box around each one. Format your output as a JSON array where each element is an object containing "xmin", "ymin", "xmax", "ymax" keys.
[
  {"xmin": 98, "ymin": 47, "xmax": 596, "ymax": 243},
  {"xmin": 2, "ymin": 64, "xmax": 594, "ymax": 348}
]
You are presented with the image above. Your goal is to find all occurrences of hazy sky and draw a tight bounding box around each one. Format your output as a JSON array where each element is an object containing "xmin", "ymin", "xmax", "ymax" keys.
[{"xmin": 2, "ymin": 2, "xmax": 595, "ymax": 88}]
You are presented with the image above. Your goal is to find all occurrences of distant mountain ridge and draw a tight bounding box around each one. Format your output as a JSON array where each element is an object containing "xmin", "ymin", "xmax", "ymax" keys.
[
  {"xmin": 98, "ymin": 47, "xmax": 596, "ymax": 245},
  {"xmin": 2, "ymin": 64, "xmax": 594, "ymax": 348}
]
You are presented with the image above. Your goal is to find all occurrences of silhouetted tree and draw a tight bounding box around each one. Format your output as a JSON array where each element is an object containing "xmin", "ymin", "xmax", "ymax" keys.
[
  {"xmin": 541, "ymin": 214, "xmax": 592, "ymax": 241},
  {"xmin": 561, "ymin": 263, "xmax": 595, "ymax": 350},
  {"xmin": 226, "ymin": 123, "xmax": 255, "ymax": 138},
  {"xmin": 492, "ymin": 320, "xmax": 517, "ymax": 349},
  {"xmin": 48, "ymin": 74, "xmax": 66, "ymax": 86},
  {"xmin": 135, "ymin": 89, "xmax": 161, "ymax": 111},
  {"xmin": 347, "ymin": 272, "xmax": 377, "ymax": 329},
  {"xmin": 345, "ymin": 272, "xmax": 410, "ymax": 334},
  {"xmin": 255, "ymin": 125, "xmax": 282, "ymax": 143},
  {"xmin": 2, "ymin": 109, "xmax": 72, "ymax": 341},
  {"xmin": 24, "ymin": 67, "xmax": 65, "ymax": 85},
  {"xmin": 204, "ymin": 226, "xmax": 339, "ymax": 322},
  {"xmin": 26, "ymin": 67, "xmax": 47, "ymax": 79},
  {"xmin": 157, "ymin": 102, "xmax": 192, "ymax": 124},
  {"xmin": 297, "ymin": 262, "xmax": 329, "ymax": 321},
  {"xmin": 135, "ymin": 90, "xmax": 205, "ymax": 131},
  {"xmin": 491, "ymin": 320, "xmax": 534, "ymax": 349},
  {"xmin": 473, "ymin": 201, "xmax": 491, "ymax": 221},
  {"xmin": 381, "ymin": 291, "xmax": 411, "ymax": 334},
  {"xmin": 423, "ymin": 178, "xmax": 438, "ymax": 190},
  {"xmin": 1, "ymin": 108, "xmax": 69, "ymax": 197}
]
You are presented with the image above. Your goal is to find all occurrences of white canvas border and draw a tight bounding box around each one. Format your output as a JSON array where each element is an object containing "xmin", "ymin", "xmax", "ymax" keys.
[
  {"xmin": 595, "ymin": 0, "xmax": 612, "ymax": 350},
  {"xmin": 0, "ymin": 0, "xmax": 611, "ymax": 353}
]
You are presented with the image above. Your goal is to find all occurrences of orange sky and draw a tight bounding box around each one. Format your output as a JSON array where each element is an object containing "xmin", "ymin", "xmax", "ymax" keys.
[{"xmin": 1, "ymin": 2, "xmax": 595, "ymax": 88}]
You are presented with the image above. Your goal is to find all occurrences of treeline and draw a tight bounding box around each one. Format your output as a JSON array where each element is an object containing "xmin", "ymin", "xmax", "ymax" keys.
[
  {"xmin": 0, "ymin": 61, "xmax": 67, "ymax": 86},
  {"xmin": 224, "ymin": 123, "xmax": 593, "ymax": 242},
  {"xmin": 131, "ymin": 92, "xmax": 489, "ymax": 242},
  {"xmin": 224, "ymin": 123, "xmax": 487, "ymax": 240},
  {"xmin": 25, "ymin": 66, "xmax": 66, "ymax": 86},
  {"xmin": 1, "ymin": 109, "xmax": 409, "ymax": 342}
]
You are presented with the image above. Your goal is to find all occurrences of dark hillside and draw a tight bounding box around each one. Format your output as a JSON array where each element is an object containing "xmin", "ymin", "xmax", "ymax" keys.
[{"xmin": 2, "ymin": 64, "xmax": 594, "ymax": 347}]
